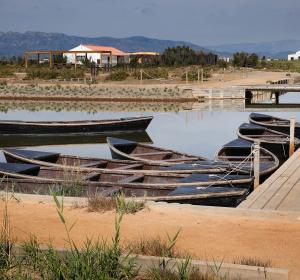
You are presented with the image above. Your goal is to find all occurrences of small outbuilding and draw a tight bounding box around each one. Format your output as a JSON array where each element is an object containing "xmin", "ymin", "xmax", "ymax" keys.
[
  {"xmin": 63, "ymin": 44, "xmax": 128, "ymax": 66},
  {"xmin": 288, "ymin": 50, "xmax": 300, "ymax": 61}
]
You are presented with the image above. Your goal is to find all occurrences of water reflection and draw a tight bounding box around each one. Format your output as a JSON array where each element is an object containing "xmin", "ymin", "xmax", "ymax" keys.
[{"xmin": 246, "ymin": 92, "xmax": 300, "ymax": 109}]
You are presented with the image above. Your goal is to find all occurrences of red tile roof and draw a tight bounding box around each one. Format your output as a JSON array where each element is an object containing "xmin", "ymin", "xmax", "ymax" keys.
[{"xmin": 83, "ymin": 45, "xmax": 126, "ymax": 56}]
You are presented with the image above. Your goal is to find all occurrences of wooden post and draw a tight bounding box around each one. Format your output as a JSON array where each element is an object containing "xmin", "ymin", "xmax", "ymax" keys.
[
  {"xmin": 24, "ymin": 53, "xmax": 28, "ymax": 69},
  {"xmin": 197, "ymin": 68, "xmax": 200, "ymax": 84},
  {"xmin": 100, "ymin": 53, "xmax": 102, "ymax": 67},
  {"xmin": 253, "ymin": 141, "xmax": 260, "ymax": 189},
  {"xmin": 109, "ymin": 52, "xmax": 113, "ymax": 68},
  {"xmin": 201, "ymin": 68, "xmax": 204, "ymax": 83},
  {"xmin": 49, "ymin": 51, "xmax": 53, "ymax": 68},
  {"xmin": 74, "ymin": 53, "xmax": 77, "ymax": 69},
  {"xmin": 185, "ymin": 70, "xmax": 188, "ymax": 84},
  {"xmin": 289, "ymin": 117, "xmax": 296, "ymax": 157},
  {"xmin": 140, "ymin": 69, "xmax": 143, "ymax": 83}
]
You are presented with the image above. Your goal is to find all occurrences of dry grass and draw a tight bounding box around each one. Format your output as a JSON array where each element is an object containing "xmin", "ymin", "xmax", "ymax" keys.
[
  {"xmin": 234, "ymin": 257, "xmax": 271, "ymax": 268},
  {"xmin": 144, "ymin": 266, "xmax": 224, "ymax": 280},
  {"xmin": 87, "ymin": 193, "xmax": 145, "ymax": 214},
  {"xmin": 124, "ymin": 230, "xmax": 185, "ymax": 259},
  {"xmin": 87, "ymin": 194, "xmax": 117, "ymax": 212}
]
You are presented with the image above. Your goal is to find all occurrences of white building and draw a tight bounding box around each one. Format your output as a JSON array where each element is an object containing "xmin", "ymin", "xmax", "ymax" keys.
[
  {"xmin": 63, "ymin": 44, "xmax": 127, "ymax": 66},
  {"xmin": 288, "ymin": 50, "xmax": 300, "ymax": 61}
]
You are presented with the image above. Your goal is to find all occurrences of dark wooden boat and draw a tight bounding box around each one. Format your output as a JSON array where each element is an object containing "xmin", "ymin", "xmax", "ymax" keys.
[
  {"xmin": 3, "ymin": 149, "xmax": 229, "ymax": 175},
  {"xmin": 237, "ymin": 123, "xmax": 300, "ymax": 161},
  {"xmin": 0, "ymin": 116, "xmax": 153, "ymax": 135},
  {"xmin": 0, "ymin": 163, "xmax": 252, "ymax": 206},
  {"xmin": 249, "ymin": 113, "xmax": 300, "ymax": 138},
  {"xmin": 0, "ymin": 162, "xmax": 252, "ymax": 188},
  {"xmin": 216, "ymin": 138, "xmax": 279, "ymax": 178},
  {"xmin": 0, "ymin": 178, "xmax": 249, "ymax": 207},
  {"xmin": 107, "ymin": 137, "xmax": 207, "ymax": 165},
  {"xmin": 0, "ymin": 131, "xmax": 152, "ymax": 148}
]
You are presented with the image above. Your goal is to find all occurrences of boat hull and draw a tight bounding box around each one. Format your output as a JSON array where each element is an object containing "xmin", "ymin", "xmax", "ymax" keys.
[
  {"xmin": 249, "ymin": 113, "xmax": 300, "ymax": 138},
  {"xmin": 0, "ymin": 179, "xmax": 249, "ymax": 207},
  {"xmin": 0, "ymin": 117, "xmax": 153, "ymax": 135}
]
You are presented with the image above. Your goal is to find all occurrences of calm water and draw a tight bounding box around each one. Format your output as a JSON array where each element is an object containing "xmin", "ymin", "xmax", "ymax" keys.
[{"xmin": 0, "ymin": 92, "xmax": 300, "ymax": 161}]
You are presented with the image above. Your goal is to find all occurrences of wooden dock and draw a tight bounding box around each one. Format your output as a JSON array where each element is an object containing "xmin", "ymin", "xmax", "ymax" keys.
[
  {"xmin": 239, "ymin": 148, "xmax": 300, "ymax": 212},
  {"xmin": 245, "ymin": 84, "xmax": 300, "ymax": 92}
]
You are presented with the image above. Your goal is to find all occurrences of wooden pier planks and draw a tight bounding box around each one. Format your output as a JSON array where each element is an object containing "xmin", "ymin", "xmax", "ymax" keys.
[{"xmin": 239, "ymin": 148, "xmax": 300, "ymax": 211}]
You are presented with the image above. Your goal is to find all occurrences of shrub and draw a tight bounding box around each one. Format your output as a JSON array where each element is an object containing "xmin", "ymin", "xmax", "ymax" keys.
[
  {"xmin": 25, "ymin": 68, "xmax": 85, "ymax": 80},
  {"xmin": 106, "ymin": 70, "xmax": 129, "ymax": 81},
  {"xmin": 0, "ymin": 67, "xmax": 14, "ymax": 78},
  {"xmin": 0, "ymin": 80, "xmax": 7, "ymax": 87},
  {"xmin": 134, "ymin": 68, "xmax": 168, "ymax": 80},
  {"xmin": 181, "ymin": 69, "xmax": 211, "ymax": 81}
]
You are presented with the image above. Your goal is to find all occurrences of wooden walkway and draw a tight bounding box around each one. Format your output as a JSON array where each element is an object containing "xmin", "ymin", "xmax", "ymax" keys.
[
  {"xmin": 239, "ymin": 148, "xmax": 300, "ymax": 212},
  {"xmin": 245, "ymin": 84, "xmax": 300, "ymax": 92}
]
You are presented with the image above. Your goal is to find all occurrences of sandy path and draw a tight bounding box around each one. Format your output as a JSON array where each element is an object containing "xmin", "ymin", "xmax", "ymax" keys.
[{"xmin": 1, "ymin": 199, "xmax": 299, "ymax": 279}]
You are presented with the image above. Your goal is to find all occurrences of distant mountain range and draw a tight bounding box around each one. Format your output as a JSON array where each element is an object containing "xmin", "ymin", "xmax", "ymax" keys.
[
  {"xmin": 0, "ymin": 31, "xmax": 299, "ymax": 59},
  {"xmin": 0, "ymin": 31, "xmax": 211, "ymax": 57},
  {"xmin": 206, "ymin": 40, "xmax": 300, "ymax": 59}
]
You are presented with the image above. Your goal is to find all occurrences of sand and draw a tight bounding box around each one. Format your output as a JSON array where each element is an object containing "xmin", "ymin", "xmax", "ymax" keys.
[{"xmin": 1, "ymin": 199, "xmax": 300, "ymax": 279}]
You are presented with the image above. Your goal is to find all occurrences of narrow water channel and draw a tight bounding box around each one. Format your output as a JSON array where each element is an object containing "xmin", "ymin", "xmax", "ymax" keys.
[{"xmin": 0, "ymin": 92, "xmax": 299, "ymax": 162}]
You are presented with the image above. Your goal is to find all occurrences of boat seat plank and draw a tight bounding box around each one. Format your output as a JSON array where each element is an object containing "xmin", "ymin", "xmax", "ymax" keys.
[
  {"xmin": 79, "ymin": 161, "xmax": 107, "ymax": 168},
  {"xmin": 118, "ymin": 175, "xmax": 144, "ymax": 184},
  {"xmin": 82, "ymin": 172, "xmax": 101, "ymax": 181},
  {"xmin": 218, "ymin": 155, "xmax": 272, "ymax": 159},
  {"xmin": 133, "ymin": 151, "xmax": 172, "ymax": 156},
  {"xmin": 244, "ymin": 135, "xmax": 286, "ymax": 138},
  {"xmin": 113, "ymin": 164, "xmax": 144, "ymax": 170},
  {"xmin": 164, "ymin": 157, "xmax": 199, "ymax": 162}
]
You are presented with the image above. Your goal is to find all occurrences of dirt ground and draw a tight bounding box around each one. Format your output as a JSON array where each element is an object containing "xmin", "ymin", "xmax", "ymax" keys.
[
  {"xmin": 8, "ymin": 70, "xmax": 296, "ymax": 88},
  {"xmin": 1, "ymin": 199, "xmax": 299, "ymax": 279}
]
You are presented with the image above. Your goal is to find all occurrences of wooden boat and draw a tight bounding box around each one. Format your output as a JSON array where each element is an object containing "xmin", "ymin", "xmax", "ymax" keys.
[
  {"xmin": 107, "ymin": 137, "xmax": 207, "ymax": 165},
  {"xmin": 249, "ymin": 113, "xmax": 300, "ymax": 138},
  {"xmin": 0, "ymin": 163, "xmax": 253, "ymax": 188},
  {"xmin": 3, "ymin": 148, "xmax": 229, "ymax": 175},
  {"xmin": 0, "ymin": 178, "xmax": 249, "ymax": 207},
  {"xmin": 0, "ymin": 163, "xmax": 252, "ymax": 207},
  {"xmin": 0, "ymin": 116, "xmax": 153, "ymax": 135},
  {"xmin": 0, "ymin": 131, "xmax": 152, "ymax": 148},
  {"xmin": 216, "ymin": 138, "xmax": 279, "ymax": 178},
  {"xmin": 237, "ymin": 123, "xmax": 300, "ymax": 161}
]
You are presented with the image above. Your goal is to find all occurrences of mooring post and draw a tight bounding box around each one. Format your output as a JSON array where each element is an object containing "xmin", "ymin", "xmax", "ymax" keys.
[
  {"xmin": 289, "ymin": 117, "xmax": 296, "ymax": 157},
  {"xmin": 140, "ymin": 69, "xmax": 143, "ymax": 84},
  {"xmin": 185, "ymin": 70, "xmax": 188, "ymax": 84},
  {"xmin": 253, "ymin": 141, "xmax": 260, "ymax": 189}
]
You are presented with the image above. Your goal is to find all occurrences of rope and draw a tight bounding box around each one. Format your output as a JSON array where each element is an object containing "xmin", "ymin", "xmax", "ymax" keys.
[
  {"xmin": 142, "ymin": 70, "xmax": 166, "ymax": 81},
  {"xmin": 196, "ymin": 150, "xmax": 256, "ymax": 190}
]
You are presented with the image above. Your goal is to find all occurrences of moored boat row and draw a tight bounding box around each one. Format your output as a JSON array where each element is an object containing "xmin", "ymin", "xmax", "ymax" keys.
[{"xmin": 0, "ymin": 112, "xmax": 298, "ymax": 207}]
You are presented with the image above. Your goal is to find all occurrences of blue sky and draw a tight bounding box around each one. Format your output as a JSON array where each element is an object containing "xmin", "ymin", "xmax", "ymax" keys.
[{"xmin": 0, "ymin": 0, "xmax": 299, "ymax": 45}]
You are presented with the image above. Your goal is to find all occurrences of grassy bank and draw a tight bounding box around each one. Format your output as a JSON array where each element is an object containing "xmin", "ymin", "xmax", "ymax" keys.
[
  {"xmin": 0, "ymin": 83, "xmax": 196, "ymax": 101},
  {"xmin": 0, "ymin": 194, "xmax": 272, "ymax": 280}
]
